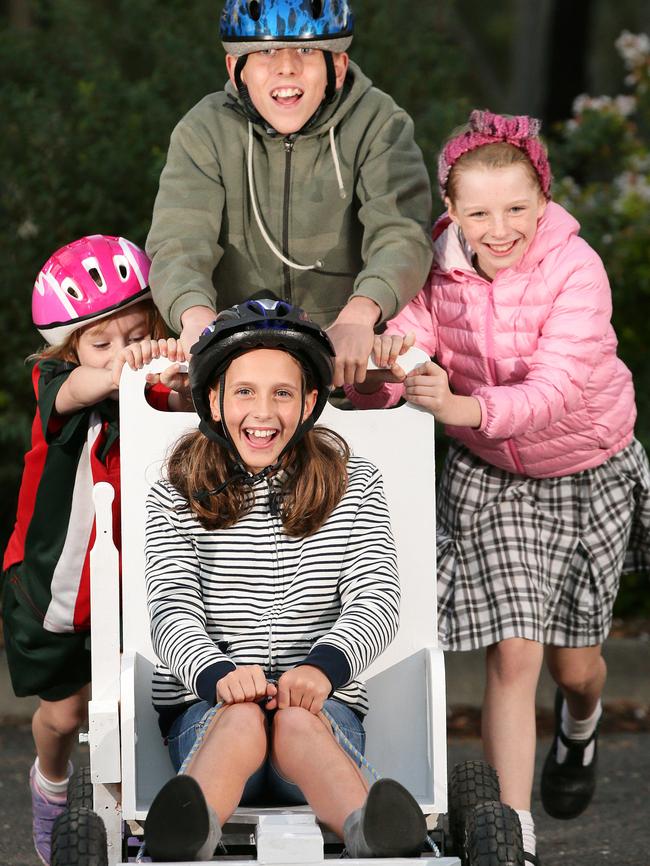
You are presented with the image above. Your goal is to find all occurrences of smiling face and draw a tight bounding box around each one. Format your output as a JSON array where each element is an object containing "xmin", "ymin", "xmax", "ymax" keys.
[
  {"xmin": 75, "ymin": 304, "xmax": 152, "ymax": 369},
  {"xmin": 226, "ymin": 48, "xmax": 348, "ymax": 135},
  {"xmin": 208, "ymin": 348, "xmax": 318, "ymax": 473},
  {"xmin": 446, "ymin": 163, "xmax": 547, "ymax": 280}
]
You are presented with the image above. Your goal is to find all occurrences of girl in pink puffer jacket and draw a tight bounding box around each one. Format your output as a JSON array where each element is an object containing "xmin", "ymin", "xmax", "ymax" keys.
[{"xmin": 348, "ymin": 111, "xmax": 650, "ymax": 866}]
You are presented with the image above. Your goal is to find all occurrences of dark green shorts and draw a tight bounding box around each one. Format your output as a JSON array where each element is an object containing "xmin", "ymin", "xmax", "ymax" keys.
[{"xmin": 2, "ymin": 566, "xmax": 91, "ymax": 701}]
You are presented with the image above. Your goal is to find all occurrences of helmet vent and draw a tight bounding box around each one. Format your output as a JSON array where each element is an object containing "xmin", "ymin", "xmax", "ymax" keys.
[
  {"xmin": 88, "ymin": 267, "xmax": 104, "ymax": 288},
  {"xmin": 310, "ymin": 0, "xmax": 323, "ymax": 18},
  {"xmin": 63, "ymin": 279, "xmax": 83, "ymax": 301},
  {"xmin": 113, "ymin": 255, "xmax": 131, "ymax": 282},
  {"xmin": 248, "ymin": 0, "xmax": 261, "ymax": 21}
]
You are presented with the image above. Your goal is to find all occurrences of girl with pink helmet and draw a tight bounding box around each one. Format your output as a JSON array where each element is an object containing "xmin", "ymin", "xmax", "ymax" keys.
[
  {"xmin": 2, "ymin": 234, "xmax": 192, "ymax": 866},
  {"xmin": 32, "ymin": 234, "xmax": 153, "ymax": 344},
  {"xmin": 348, "ymin": 111, "xmax": 650, "ymax": 865}
]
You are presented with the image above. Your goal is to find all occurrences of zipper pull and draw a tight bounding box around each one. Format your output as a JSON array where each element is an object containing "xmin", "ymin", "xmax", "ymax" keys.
[{"xmin": 284, "ymin": 137, "xmax": 295, "ymax": 153}]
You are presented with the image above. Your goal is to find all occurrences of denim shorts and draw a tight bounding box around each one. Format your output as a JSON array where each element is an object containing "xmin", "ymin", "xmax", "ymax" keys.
[{"xmin": 166, "ymin": 698, "xmax": 365, "ymax": 806}]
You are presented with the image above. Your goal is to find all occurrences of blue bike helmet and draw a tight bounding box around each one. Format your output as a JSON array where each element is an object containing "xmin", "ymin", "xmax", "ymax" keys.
[{"xmin": 220, "ymin": 0, "xmax": 354, "ymax": 56}]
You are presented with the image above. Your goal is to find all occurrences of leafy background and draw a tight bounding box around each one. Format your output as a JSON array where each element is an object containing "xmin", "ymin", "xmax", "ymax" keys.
[{"xmin": 1, "ymin": 0, "xmax": 648, "ymax": 613}]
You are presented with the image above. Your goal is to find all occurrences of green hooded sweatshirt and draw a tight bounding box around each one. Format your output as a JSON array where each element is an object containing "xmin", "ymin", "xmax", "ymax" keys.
[{"xmin": 146, "ymin": 62, "xmax": 433, "ymax": 332}]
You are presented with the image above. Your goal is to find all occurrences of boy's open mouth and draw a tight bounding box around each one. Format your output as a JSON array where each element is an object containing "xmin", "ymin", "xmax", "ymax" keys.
[{"xmin": 271, "ymin": 87, "xmax": 304, "ymax": 107}]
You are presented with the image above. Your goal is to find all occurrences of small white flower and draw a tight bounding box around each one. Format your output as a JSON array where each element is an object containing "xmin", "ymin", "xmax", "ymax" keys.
[
  {"xmin": 613, "ymin": 170, "xmax": 650, "ymax": 211},
  {"xmin": 572, "ymin": 92, "xmax": 637, "ymax": 120},
  {"xmin": 17, "ymin": 219, "xmax": 38, "ymax": 240},
  {"xmin": 572, "ymin": 93, "xmax": 591, "ymax": 115},
  {"xmin": 614, "ymin": 95, "xmax": 637, "ymax": 116},
  {"xmin": 615, "ymin": 30, "xmax": 650, "ymax": 70}
]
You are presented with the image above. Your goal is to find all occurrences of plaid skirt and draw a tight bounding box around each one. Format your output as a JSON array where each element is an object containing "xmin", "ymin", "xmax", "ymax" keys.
[{"xmin": 437, "ymin": 438, "xmax": 650, "ymax": 651}]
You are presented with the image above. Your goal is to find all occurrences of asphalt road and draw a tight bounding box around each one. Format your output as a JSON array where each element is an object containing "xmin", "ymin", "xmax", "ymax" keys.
[
  {"xmin": 1, "ymin": 721, "xmax": 648, "ymax": 865},
  {"xmin": 448, "ymin": 735, "xmax": 650, "ymax": 866}
]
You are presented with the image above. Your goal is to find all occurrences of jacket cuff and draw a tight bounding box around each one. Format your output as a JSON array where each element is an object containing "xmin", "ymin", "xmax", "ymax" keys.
[
  {"xmin": 474, "ymin": 394, "xmax": 490, "ymax": 434},
  {"xmin": 169, "ymin": 292, "xmax": 217, "ymax": 336},
  {"xmin": 196, "ymin": 660, "xmax": 237, "ymax": 706},
  {"xmin": 353, "ymin": 279, "xmax": 397, "ymax": 323},
  {"xmin": 344, "ymin": 382, "xmax": 403, "ymax": 409},
  {"xmin": 301, "ymin": 643, "xmax": 351, "ymax": 691}
]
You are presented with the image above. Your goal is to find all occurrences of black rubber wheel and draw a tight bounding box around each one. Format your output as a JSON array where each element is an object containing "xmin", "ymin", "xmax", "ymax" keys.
[
  {"xmin": 67, "ymin": 766, "xmax": 93, "ymax": 811},
  {"xmin": 448, "ymin": 760, "xmax": 501, "ymax": 854},
  {"xmin": 465, "ymin": 801, "xmax": 524, "ymax": 866},
  {"xmin": 51, "ymin": 807, "xmax": 108, "ymax": 866}
]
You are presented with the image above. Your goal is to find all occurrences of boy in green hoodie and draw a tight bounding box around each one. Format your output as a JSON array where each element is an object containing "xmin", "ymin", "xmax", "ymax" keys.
[{"xmin": 146, "ymin": 0, "xmax": 432, "ymax": 386}]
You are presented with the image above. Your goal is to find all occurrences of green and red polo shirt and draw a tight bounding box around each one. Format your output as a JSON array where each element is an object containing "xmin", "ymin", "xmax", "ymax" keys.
[{"xmin": 3, "ymin": 359, "xmax": 169, "ymax": 633}]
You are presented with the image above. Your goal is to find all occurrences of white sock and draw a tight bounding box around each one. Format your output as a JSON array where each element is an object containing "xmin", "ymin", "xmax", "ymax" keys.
[
  {"xmin": 557, "ymin": 700, "xmax": 602, "ymax": 765},
  {"xmin": 34, "ymin": 758, "xmax": 73, "ymax": 798},
  {"xmin": 195, "ymin": 805, "xmax": 222, "ymax": 861},
  {"xmin": 515, "ymin": 810, "xmax": 536, "ymax": 857}
]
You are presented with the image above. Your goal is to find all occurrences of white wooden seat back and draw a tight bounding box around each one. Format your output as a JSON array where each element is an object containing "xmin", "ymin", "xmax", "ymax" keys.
[{"xmin": 95, "ymin": 349, "xmax": 447, "ymax": 832}]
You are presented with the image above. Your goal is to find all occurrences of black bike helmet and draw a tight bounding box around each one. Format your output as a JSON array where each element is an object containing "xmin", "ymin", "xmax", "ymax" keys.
[
  {"xmin": 189, "ymin": 297, "xmax": 335, "ymax": 493},
  {"xmin": 191, "ymin": 297, "xmax": 334, "ymax": 419}
]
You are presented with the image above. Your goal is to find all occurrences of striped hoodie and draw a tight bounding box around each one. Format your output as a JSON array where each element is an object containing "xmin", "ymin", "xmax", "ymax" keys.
[{"xmin": 145, "ymin": 456, "xmax": 399, "ymax": 733}]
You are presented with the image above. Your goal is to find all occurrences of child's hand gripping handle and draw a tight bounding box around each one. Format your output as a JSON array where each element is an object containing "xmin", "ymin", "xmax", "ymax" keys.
[
  {"xmin": 367, "ymin": 343, "xmax": 431, "ymax": 377},
  {"xmin": 355, "ymin": 333, "xmax": 429, "ymax": 395}
]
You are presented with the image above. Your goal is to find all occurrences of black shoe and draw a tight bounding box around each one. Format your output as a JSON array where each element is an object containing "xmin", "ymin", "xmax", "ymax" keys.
[
  {"xmin": 540, "ymin": 689, "xmax": 600, "ymax": 820},
  {"xmin": 145, "ymin": 775, "xmax": 215, "ymax": 862},
  {"xmin": 358, "ymin": 778, "xmax": 428, "ymax": 857},
  {"xmin": 525, "ymin": 853, "xmax": 541, "ymax": 866}
]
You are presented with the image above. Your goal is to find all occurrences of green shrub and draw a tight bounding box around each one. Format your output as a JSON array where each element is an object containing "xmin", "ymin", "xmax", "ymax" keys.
[
  {"xmin": 0, "ymin": 11, "xmax": 647, "ymax": 621},
  {"xmin": 550, "ymin": 31, "xmax": 650, "ymax": 452},
  {"xmin": 0, "ymin": 0, "xmax": 463, "ymax": 552}
]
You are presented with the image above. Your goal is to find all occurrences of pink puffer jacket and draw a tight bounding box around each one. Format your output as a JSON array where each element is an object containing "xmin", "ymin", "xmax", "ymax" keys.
[{"xmin": 350, "ymin": 202, "xmax": 636, "ymax": 478}]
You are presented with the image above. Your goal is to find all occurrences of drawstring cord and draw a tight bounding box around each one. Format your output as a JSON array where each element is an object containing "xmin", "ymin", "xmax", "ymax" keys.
[
  {"xmin": 247, "ymin": 122, "xmax": 322, "ymax": 272},
  {"xmin": 329, "ymin": 125, "xmax": 347, "ymax": 200},
  {"xmin": 246, "ymin": 122, "xmax": 347, "ymax": 272}
]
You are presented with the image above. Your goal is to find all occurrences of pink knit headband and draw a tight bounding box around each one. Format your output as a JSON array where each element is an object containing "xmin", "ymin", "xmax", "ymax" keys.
[{"xmin": 437, "ymin": 110, "xmax": 552, "ymax": 200}]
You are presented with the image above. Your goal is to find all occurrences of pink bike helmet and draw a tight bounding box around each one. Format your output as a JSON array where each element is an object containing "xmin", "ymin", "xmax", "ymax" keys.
[{"xmin": 32, "ymin": 235, "xmax": 152, "ymax": 345}]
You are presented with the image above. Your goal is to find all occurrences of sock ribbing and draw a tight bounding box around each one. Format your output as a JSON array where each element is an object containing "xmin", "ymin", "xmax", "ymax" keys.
[
  {"xmin": 515, "ymin": 809, "xmax": 536, "ymax": 857},
  {"xmin": 343, "ymin": 807, "xmax": 373, "ymax": 858},
  {"xmin": 195, "ymin": 805, "xmax": 222, "ymax": 861},
  {"xmin": 557, "ymin": 699, "xmax": 602, "ymax": 765},
  {"xmin": 34, "ymin": 758, "xmax": 73, "ymax": 799},
  {"xmin": 561, "ymin": 699, "xmax": 602, "ymax": 740}
]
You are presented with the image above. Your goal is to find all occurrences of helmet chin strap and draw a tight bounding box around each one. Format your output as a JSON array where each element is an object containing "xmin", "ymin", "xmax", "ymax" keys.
[
  {"xmin": 194, "ymin": 372, "xmax": 315, "ymax": 503},
  {"xmin": 234, "ymin": 56, "xmax": 268, "ymax": 129},
  {"xmin": 234, "ymin": 51, "xmax": 338, "ymax": 135},
  {"xmin": 323, "ymin": 51, "xmax": 337, "ymax": 102}
]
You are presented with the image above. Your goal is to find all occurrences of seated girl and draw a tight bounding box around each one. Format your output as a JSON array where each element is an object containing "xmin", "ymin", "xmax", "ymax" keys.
[{"xmin": 142, "ymin": 298, "xmax": 428, "ymax": 861}]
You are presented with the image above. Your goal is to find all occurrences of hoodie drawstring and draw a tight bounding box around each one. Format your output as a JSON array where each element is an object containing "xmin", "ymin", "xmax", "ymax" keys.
[
  {"xmin": 246, "ymin": 121, "xmax": 347, "ymax": 272},
  {"xmin": 247, "ymin": 122, "xmax": 321, "ymax": 271},
  {"xmin": 329, "ymin": 125, "xmax": 347, "ymax": 201}
]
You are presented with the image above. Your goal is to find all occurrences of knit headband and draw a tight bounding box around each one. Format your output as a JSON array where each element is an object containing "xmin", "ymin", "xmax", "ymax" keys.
[{"xmin": 437, "ymin": 110, "xmax": 552, "ymax": 200}]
